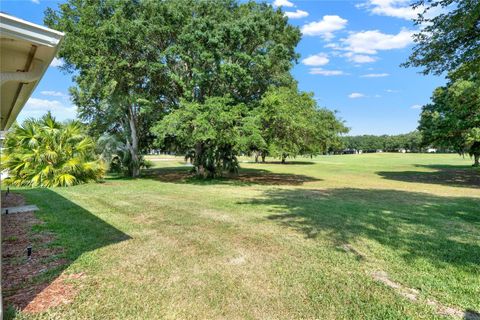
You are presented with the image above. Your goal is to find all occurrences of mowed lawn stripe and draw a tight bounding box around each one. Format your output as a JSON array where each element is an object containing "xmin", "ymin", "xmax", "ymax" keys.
[{"xmin": 11, "ymin": 153, "xmax": 479, "ymax": 319}]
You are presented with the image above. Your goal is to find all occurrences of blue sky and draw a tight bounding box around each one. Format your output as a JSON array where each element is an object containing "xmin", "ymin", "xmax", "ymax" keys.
[{"xmin": 1, "ymin": 0, "xmax": 445, "ymax": 135}]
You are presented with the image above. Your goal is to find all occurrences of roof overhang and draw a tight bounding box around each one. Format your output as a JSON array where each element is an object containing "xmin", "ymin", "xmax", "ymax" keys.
[{"xmin": 0, "ymin": 13, "xmax": 64, "ymax": 130}]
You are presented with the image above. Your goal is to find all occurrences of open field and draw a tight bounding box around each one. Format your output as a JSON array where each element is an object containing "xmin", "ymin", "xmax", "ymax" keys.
[{"xmin": 5, "ymin": 153, "xmax": 480, "ymax": 319}]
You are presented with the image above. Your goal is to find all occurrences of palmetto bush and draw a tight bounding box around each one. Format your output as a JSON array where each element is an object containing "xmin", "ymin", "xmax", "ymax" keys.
[
  {"xmin": 96, "ymin": 133, "xmax": 152, "ymax": 176},
  {"xmin": 1, "ymin": 113, "xmax": 105, "ymax": 187}
]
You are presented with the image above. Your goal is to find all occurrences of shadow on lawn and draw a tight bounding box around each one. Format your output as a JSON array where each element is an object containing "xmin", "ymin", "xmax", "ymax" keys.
[
  {"xmin": 377, "ymin": 164, "xmax": 480, "ymax": 189},
  {"xmin": 140, "ymin": 166, "xmax": 321, "ymax": 186},
  {"xmin": 2, "ymin": 188, "xmax": 131, "ymax": 315},
  {"xmin": 252, "ymin": 160, "xmax": 317, "ymax": 165},
  {"xmin": 241, "ymin": 187, "xmax": 480, "ymax": 269}
]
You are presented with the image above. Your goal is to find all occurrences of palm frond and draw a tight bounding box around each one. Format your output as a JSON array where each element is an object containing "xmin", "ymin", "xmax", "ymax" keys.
[{"xmin": 2, "ymin": 115, "xmax": 104, "ymax": 187}]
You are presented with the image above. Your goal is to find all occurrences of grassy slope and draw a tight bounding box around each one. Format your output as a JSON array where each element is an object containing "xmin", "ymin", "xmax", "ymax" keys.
[{"xmin": 12, "ymin": 153, "xmax": 480, "ymax": 319}]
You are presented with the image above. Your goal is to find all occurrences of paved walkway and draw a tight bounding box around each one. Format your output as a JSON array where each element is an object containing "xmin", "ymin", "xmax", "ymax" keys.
[{"xmin": 2, "ymin": 205, "xmax": 39, "ymax": 214}]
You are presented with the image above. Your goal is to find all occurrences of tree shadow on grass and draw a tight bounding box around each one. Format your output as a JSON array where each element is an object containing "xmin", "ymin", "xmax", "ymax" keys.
[
  {"xmin": 2, "ymin": 188, "xmax": 131, "ymax": 315},
  {"xmin": 252, "ymin": 161, "xmax": 317, "ymax": 165},
  {"xmin": 240, "ymin": 187, "xmax": 480, "ymax": 270},
  {"xmin": 139, "ymin": 166, "xmax": 321, "ymax": 186},
  {"xmin": 377, "ymin": 164, "xmax": 480, "ymax": 189}
]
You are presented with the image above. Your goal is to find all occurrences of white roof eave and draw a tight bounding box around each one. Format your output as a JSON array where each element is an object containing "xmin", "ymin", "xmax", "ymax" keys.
[
  {"xmin": 0, "ymin": 13, "xmax": 65, "ymax": 130},
  {"xmin": 0, "ymin": 13, "xmax": 64, "ymax": 47}
]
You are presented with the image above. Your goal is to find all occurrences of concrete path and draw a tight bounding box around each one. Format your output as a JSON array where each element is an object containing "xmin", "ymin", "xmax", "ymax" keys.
[{"xmin": 2, "ymin": 205, "xmax": 39, "ymax": 215}]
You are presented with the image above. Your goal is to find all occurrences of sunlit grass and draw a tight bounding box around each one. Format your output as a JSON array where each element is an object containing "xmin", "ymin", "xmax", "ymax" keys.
[{"xmin": 10, "ymin": 153, "xmax": 480, "ymax": 319}]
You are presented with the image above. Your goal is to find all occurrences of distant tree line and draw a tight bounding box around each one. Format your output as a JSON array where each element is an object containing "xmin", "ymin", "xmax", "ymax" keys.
[{"xmin": 340, "ymin": 131, "xmax": 426, "ymax": 153}]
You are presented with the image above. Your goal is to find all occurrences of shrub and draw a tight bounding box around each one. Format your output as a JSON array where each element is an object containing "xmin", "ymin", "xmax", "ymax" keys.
[
  {"xmin": 1, "ymin": 113, "xmax": 105, "ymax": 187},
  {"xmin": 96, "ymin": 133, "xmax": 151, "ymax": 176}
]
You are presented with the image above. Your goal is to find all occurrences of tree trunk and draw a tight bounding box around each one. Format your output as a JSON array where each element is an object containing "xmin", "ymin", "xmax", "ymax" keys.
[
  {"xmin": 474, "ymin": 154, "xmax": 479, "ymax": 167},
  {"xmin": 128, "ymin": 105, "xmax": 140, "ymax": 178},
  {"xmin": 255, "ymin": 152, "xmax": 259, "ymax": 163},
  {"xmin": 261, "ymin": 153, "xmax": 266, "ymax": 163},
  {"xmin": 281, "ymin": 154, "xmax": 286, "ymax": 164},
  {"xmin": 195, "ymin": 142, "xmax": 206, "ymax": 177}
]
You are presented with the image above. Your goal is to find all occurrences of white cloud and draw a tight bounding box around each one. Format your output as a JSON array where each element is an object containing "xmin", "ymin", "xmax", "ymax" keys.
[
  {"xmin": 284, "ymin": 9, "xmax": 309, "ymax": 19},
  {"xmin": 344, "ymin": 53, "xmax": 377, "ymax": 63},
  {"xmin": 302, "ymin": 53, "xmax": 329, "ymax": 66},
  {"xmin": 273, "ymin": 0, "xmax": 294, "ymax": 7},
  {"xmin": 301, "ymin": 15, "xmax": 348, "ymax": 40},
  {"xmin": 324, "ymin": 43, "xmax": 342, "ymax": 50},
  {"xmin": 361, "ymin": 73, "xmax": 390, "ymax": 77},
  {"xmin": 50, "ymin": 57, "xmax": 64, "ymax": 68},
  {"xmin": 411, "ymin": 104, "xmax": 422, "ymax": 109},
  {"xmin": 325, "ymin": 28, "xmax": 413, "ymax": 65},
  {"xmin": 31, "ymin": 0, "xmax": 40, "ymax": 3},
  {"xmin": 309, "ymin": 68, "xmax": 346, "ymax": 76},
  {"xmin": 40, "ymin": 91, "xmax": 67, "ymax": 97},
  {"xmin": 21, "ymin": 98, "xmax": 76, "ymax": 120},
  {"xmin": 25, "ymin": 98, "xmax": 65, "ymax": 110},
  {"xmin": 358, "ymin": 0, "xmax": 422, "ymax": 20},
  {"xmin": 342, "ymin": 28, "xmax": 414, "ymax": 54},
  {"xmin": 386, "ymin": 89, "xmax": 399, "ymax": 93},
  {"xmin": 348, "ymin": 92, "xmax": 366, "ymax": 99}
]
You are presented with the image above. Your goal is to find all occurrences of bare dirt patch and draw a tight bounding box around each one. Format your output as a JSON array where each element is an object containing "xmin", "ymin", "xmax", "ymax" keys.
[
  {"xmin": 2, "ymin": 192, "xmax": 83, "ymax": 313},
  {"xmin": 235, "ymin": 172, "xmax": 319, "ymax": 185},
  {"xmin": 228, "ymin": 255, "xmax": 247, "ymax": 265},
  {"xmin": 153, "ymin": 170, "xmax": 192, "ymax": 183},
  {"xmin": 2, "ymin": 192, "xmax": 26, "ymax": 208},
  {"xmin": 145, "ymin": 168, "xmax": 319, "ymax": 186},
  {"xmin": 20, "ymin": 272, "xmax": 86, "ymax": 313}
]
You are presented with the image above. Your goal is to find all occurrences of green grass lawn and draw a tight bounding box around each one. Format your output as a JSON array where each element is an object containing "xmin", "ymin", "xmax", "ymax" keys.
[{"xmin": 9, "ymin": 153, "xmax": 480, "ymax": 319}]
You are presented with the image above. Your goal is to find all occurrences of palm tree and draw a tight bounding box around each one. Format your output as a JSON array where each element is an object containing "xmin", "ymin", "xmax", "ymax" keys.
[
  {"xmin": 1, "ymin": 113, "xmax": 105, "ymax": 187},
  {"xmin": 96, "ymin": 133, "xmax": 152, "ymax": 176}
]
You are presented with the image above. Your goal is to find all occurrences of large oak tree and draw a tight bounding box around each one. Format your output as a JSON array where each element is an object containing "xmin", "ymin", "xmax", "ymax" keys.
[
  {"xmin": 419, "ymin": 78, "xmax": 480, "ymax": 166},
  {"xmin": 149, "ymin": 0, "xmax": 301, "ymax": 176},
  {"xmin": 45, "ymin": 0, "xmax": 300, "ymax": 177}
]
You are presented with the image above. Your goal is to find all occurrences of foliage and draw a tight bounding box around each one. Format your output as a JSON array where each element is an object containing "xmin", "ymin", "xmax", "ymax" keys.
[
  {"xmin": 162, "ymin": 0, "xmax": 301, "ymax": 103},
  {"xmin": 152, "ymin": 96, "xmax": 258, "ymax": 177},
  {"xmin": 45, "ymin": 0, "xmax": 300, "ymax": 178},
  {"xmin": 154, "ymin": 87, "xmax": 348, "ymax": 175},
  {"xmin": 404, "ymin": 0, "xmax": 480, "ymax": 78},
  {"xmin": 44, "ymin": 0, "xmax": 179, "ymax": 177},
  {"xmin": 258, "ymin": 87, "xmax": 348, "ymax": 162},
  {"xmin": 151, "ymin": 0, "xmax": 300, "ymax": 173},
  {"xmin": 96, "ymin": 133, "xmax": 152, "ymax": 175},
  {"xmin": 1, "ymin": 113, "xmax": 105, "ymax": 187},
  {"xmin": 403, "ymin": 0, "xmax": 480, "ymax": 165},
  {"xmin": 341, "ymin": 131, "xmax": 424, "ymax": 152},
  {"xmin": 419, "ymin": 78, "xmax": 480, "ymax": 166}
]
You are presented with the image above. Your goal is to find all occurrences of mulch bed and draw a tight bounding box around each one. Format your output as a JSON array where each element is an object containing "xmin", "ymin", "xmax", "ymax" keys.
[
  {"xmin": 2, "ymin": 192, "xmax": 83, "ymax": 313},
  {"xmin": 2, "ymin": 192, "xmax": 26, "ymax": 208}
]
